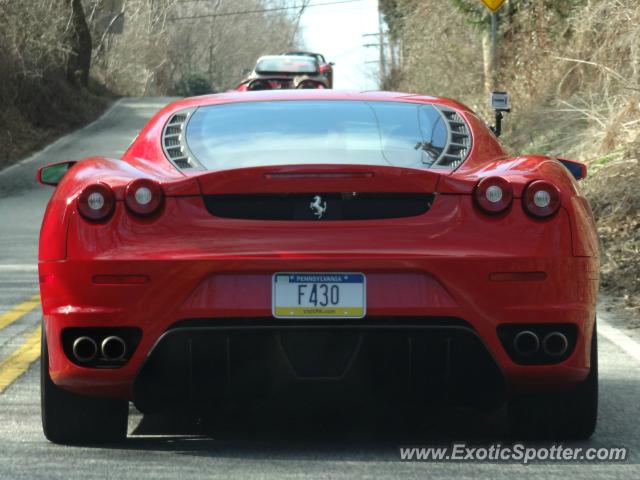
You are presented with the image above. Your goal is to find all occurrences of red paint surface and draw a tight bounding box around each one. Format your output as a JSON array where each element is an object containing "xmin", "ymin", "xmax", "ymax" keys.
[{"xmin": 38, "ymin": 91, "xmax": 599, "ymax": 399}]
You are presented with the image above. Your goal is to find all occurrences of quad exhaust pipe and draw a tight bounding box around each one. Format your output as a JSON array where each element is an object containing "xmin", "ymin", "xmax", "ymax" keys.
[
  {"xmin": 542, "ymin": 331, "xmax": 569, "ymax": 357},
  {"xmin": 72, "ymin": 336, "xmax": 98, "ymax": 362},
  {"xmin": 512, "ymin": 330, "xmax": 569, "ymax": 358},
  {"xmin": 101, "ymin": 336, "xmax": 127, "ymax": 361},
  {"xmin": 72, "ymin": 335, "xmax": 127, "ymax": 363},
  {"xmin": 513, "ymin": 330, "xmax": 540, "ymax": 356}
]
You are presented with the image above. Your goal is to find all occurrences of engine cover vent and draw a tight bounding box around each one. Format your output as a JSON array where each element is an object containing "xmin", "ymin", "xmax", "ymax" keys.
[
  {"xmin": 204, "ymin": 192, "xmax": 435, "ymax": 221},
  {"xmin": 433, "ymin": 107, "xmax": 473, "ymax": 169},
  {"xmin": 161, "ymin": 109, "xmax": 202, "ymax": 170}
]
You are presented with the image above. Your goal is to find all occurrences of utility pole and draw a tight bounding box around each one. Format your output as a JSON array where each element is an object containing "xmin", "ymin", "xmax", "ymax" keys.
[
  {"xmin": 363, "ymin": 9, "xmax": 388, "ymax": 87},
  {"xmin": 377, "ymin": 9, "xmax": 386, "ymax": 82},
  {"xmin": 490, "ymin": 11, "xmax": 498, "ymax": 90},
  {"xmin": 480, "ymin": 0, "xmax": 506, "ymax": 92},
  {"xmin": 290, "ymin": 0, "xmax": 312, "ymax": 46}
]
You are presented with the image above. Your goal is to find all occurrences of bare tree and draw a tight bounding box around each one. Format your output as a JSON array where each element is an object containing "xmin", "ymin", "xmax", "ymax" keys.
[{"xmin": 64, "ymin": 0, "xmax": 93, "ymax": 87}]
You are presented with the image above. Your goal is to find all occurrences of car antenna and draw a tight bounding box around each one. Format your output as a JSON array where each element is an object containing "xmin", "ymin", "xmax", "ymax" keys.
[{"xmin": 489, "ymin": 91, "xmax": 510, "ymax": 137}]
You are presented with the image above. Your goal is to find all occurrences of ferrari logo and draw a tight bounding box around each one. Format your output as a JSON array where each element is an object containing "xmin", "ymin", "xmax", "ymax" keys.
[
  {"xmin": 480, "ymin": 0, "xmax": 505, "ymax": 12},
  {"xmin": 309, "ymin": 195, "xmax": 327, "ymax": 219}
]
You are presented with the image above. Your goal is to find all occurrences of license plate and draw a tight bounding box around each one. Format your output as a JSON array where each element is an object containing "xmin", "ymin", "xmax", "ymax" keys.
[{"xmin": 272, "ymin": 273, "xmax": 366, "ymax": 319}]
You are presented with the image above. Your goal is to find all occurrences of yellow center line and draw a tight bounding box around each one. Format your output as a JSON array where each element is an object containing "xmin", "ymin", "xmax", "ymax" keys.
[
  {"xmin": 0, "ymin": 326, "xmax": 41, "ymax": 394},
  {"xmin": 0, "ymin": 294, "xmax": 41, "ymax": 331}
]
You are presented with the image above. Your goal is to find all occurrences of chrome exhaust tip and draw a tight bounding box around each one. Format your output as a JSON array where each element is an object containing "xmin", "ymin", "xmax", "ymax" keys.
[
  {"xmin": 542, "ymin": 331, "xmax": 569, "ymax": 357},
  {"xmin": 72, "ymin": 336, "xmax": 98, "ymax": 362},
  {"xmin": 513, "ymin": 330, "xmax": 540, "ymax": 356},
  {"xmin": 101, "ymin": 336, "xmax": 127, "ymax": 361}
]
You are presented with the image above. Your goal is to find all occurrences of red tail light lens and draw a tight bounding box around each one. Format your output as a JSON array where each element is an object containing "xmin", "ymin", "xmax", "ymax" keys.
[
  {"xmin": 125, "ymin": 179, "xmax": 164, "ymax": 217},
  {"xmin": 474, "ymin": 177, "xmax": 513, "ymax": 214},
  {"xmin": 77, "ymin": 184, "xmax": 115, "ymax": 222},
  {"xmin": 523, "ymin": 180, "xmax": 560, "ymax": 218}
]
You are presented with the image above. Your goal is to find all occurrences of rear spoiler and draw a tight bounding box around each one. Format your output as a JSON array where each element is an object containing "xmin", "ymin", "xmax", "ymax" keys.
[{"xmin": 556, "ymin": 157, "xmax": 587, "ymax": 180}]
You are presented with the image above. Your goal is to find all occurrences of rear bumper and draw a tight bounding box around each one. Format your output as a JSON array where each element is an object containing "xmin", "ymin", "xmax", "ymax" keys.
[
  {"xmin": 40, "ymin": 193, "xmax": 598, "ymax": 402},
  {"xmin": 40, "ymin": 254, "xmax": 598, "ymax": 401}
]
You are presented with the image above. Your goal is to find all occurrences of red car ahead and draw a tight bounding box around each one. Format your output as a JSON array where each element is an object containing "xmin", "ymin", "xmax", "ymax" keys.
[
  {"xmin": 38, "ymin": 90, "xmax": 598, "ymax": 444},
  {"xmin": 236, "ymin": 54, "xmax": 330, "ymax": 91},
  {"xmin": 283, "ymin": 51, "xmax": 334, "ymax": 87}
]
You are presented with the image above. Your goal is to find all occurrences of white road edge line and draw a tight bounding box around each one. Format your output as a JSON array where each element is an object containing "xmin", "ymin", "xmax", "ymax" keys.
[
  {"xmin": 599, "ymin": 319, "xmax": 640, "ymax": 364},
  {"xmin": 0, "ymin": 99, "xmax": 123, "ymax": 177},
  {"xmin": 0, "ymin": 265, "xmax": 38, "ymax": 272}
]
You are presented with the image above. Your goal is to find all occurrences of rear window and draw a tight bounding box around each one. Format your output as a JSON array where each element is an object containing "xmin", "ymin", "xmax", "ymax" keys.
[
  {"xmin": 255, "ymin": 56, "xmax": 318, "ymax": 74},
  {"xmin": 184, "ymin": 101, "xmax": 471, "ymax": 171}
]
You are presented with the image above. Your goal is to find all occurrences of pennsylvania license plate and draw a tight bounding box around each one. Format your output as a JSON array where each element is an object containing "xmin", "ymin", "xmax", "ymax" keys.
[{"xmin": 272, "ymin": 273, "xmax": 366, "ymax": 319}]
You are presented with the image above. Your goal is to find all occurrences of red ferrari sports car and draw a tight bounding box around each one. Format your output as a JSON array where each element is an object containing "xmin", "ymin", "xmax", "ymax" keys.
[{"xmin": 37, "ymin": 90, "xmax": 598, "ymax": 444}]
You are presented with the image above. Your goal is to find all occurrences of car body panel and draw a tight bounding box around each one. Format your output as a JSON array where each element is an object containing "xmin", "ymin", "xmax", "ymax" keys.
[{"xmin": 38, "ymin": 90, "xmax": 599, "ymax": 407}]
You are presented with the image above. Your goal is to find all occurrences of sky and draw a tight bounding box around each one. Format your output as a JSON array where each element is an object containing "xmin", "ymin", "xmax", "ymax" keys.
[{"xmin": 298, "ymin": 0, "xmax": 380, "ymax": 90}]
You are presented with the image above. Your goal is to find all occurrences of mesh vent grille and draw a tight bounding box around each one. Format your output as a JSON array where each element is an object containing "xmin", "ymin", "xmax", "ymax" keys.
[
  {"xmin": 434, "ymin": 107, "xmax": 472, "ymax": 169},
  {"xmin": 161, "ymin": 110, "xmax": 200, "ymax": 170},
  {"xmin": 175, "ymin": 159, "xmax": 191, "ymax": 168},
  {"xmin": 167, "ymin": 147, "xmax": 184, "ymax": 159}
]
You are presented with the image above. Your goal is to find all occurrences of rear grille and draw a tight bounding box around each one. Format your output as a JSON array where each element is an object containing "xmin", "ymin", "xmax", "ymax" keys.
[
  {"xmin": 133, "ymin": 317, "xmax": 507, "ymax": 413},
  {"xmin": 434, "ymin": 106, "xmax": 472, "ymax": 169},
  {"xmin": 204, "ymin": 192, "xmax": 435, "ymax": 220},
  {"xmin": 161, "ymin": 109, "xmax": 202, "ymax": 170}
]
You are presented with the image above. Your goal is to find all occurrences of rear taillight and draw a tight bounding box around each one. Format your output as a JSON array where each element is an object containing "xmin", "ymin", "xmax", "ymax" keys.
[
  {"xmin": 77, "ymin": 184, "xmax": 115, "ymax": 222},
  {"xmin": 474, "ymin": 177, "xmax": 513, "ymax": 214},
  {"xmin": 125, "ymin": 179, "xmax": 164, "ymax": 217},
  {"xmin": 523, "ymin": 180, "xmax": 560, "ymax": 218}
]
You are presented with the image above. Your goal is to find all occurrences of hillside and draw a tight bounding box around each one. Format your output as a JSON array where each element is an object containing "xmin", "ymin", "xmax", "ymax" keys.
[
  {"xmin": 381, "ymin": 0, "xmax": 639, "ymax": 310},
  {"xmin": 0, "ymin": 0, "xmax": 302, "ymax": 171}
]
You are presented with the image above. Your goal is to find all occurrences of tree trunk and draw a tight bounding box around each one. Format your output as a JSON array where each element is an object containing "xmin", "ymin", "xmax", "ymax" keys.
[{"xmin": 65, "ymin": 0, "xmax": 92, "ymax": 87}]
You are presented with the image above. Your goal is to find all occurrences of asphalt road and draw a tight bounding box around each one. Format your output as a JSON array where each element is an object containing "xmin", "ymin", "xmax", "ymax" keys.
[{"xmin": 0, "ymin": 98, "xmax": 639, "ymax": 479}]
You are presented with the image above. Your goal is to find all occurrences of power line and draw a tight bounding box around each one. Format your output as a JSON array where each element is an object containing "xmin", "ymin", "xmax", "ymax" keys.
[{"xmin": 168, "ymin": 0, "xmax": 365, "ymax": 21}]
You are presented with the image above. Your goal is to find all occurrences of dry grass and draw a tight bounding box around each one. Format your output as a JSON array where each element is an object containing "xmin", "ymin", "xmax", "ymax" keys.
[
  {"xmin": 583, "ymin": 144, "xmax": 640, "ymax": 311},
  {"xmin": 393, "ymin": 0, "xmax": 640, "ymax": 308}
]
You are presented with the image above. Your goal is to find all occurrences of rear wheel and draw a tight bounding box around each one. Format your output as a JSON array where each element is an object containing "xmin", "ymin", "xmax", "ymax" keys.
[
  {"xmin": 41, "ymin": 324, "xmax": 128, "ymax": 444},
  {"xmin": 509, "ymin": 321, "xmax": 598, "ymax": 440}
]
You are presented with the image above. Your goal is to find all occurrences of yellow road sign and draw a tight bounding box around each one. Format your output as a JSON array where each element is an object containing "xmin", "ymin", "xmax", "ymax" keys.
[{"xmin": 480, "ymin": 0, "xmax": 505, "ymax": 12}]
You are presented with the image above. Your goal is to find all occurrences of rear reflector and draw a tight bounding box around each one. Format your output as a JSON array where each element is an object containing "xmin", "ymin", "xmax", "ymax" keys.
[
  {"xmin": 489, "ymin": 272, "xmax": 547, "ymax": 282},
  {"xmin": 92, "ymin": 275, "xmax": 150, "ymax": 285}
]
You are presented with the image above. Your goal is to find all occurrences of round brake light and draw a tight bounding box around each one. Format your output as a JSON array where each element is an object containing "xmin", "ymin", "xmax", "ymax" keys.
[
  {"xmin": 523, "ymin": 180, "xmax": 560, "ymax": 218},
  {"xmin": 474, "ymin": 177, "xmax": 513, "ymax": 214},
  {"xmin": 125, "ymin": 179, "xmax": 164, "ymax": 216},
  {"xmin": 77, "ymin": 184, "xmax": 115, "ymax": 222}
]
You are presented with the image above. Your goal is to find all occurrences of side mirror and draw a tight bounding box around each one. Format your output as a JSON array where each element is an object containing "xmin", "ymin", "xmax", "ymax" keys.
[
  {"xmin": 37, "ymin": 161, "xmax": 76, "ymax": 187},
  {"xmin": 329, "ymin": 62, "xmax": 335, "ymax": 66},
  {"xmin": 557, "ymin": 157, "xmax": 587, "ymax": 180}
]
